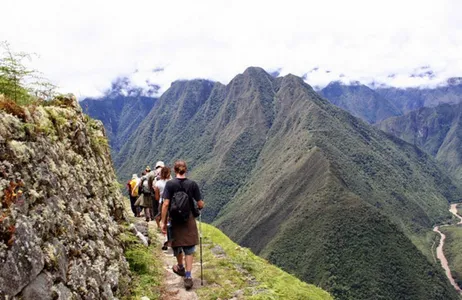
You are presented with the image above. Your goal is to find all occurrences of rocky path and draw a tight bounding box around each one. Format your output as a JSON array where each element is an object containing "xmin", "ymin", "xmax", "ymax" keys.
[
  {"xmin": 150, "ymin": 224, "xmax": 203, "ymax": 300},
  {"xmin": 433, "ymin": 204, "xmax": 462, "ymax": 294}
]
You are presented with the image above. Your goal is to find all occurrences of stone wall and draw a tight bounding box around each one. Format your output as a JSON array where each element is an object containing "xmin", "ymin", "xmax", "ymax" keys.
[{"xmin": 0, "ymin": 95, "xmax": 130, "ymax": 299}]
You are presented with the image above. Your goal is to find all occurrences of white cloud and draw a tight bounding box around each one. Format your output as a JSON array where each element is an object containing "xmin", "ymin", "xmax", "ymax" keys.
[{"xmin": 1, "ymin": 0, "xmax": 461, "ymax": 98}]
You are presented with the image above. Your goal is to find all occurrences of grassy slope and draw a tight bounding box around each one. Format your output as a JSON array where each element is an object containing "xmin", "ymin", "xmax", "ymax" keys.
[{"xmin": 198, "ymin": 222, "xmax": 332, "ymax": 299}]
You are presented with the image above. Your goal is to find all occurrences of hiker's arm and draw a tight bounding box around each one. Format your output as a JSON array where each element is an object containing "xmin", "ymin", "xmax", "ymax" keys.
[
  {"xmin": 161, "ymin": 199, "xmax": 169, "ymax": 234},
  {"xmin": 192, "ymin": 182, "xmax": 204, "ymax": 210},
  {"xmin": 154, "ymin": 186, "xmax": 160, "ymax": 201}
]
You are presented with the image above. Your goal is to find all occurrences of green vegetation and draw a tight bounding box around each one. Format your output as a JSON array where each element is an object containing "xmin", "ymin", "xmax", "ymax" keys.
[
  {"xmin": 0, "ymin": 41, "xmax": 56, "ymax": 105},
  {"xmin": 262, "ymin": 198, "xmax": 456, "ymax": 300},
  {"xmin": 197, "ymin": 222, "xmax": 332, "ymax": 299},
  {"xmin": 378, "ymin": 102, "xmax": 462, "ymax": 182},
  {"xmin": 119, "ymin": 223, "xmax": 163, "ymax": 299},
  {"xmin": 439, "ymin": 225, "xmax": 462, "ymax": 289}
]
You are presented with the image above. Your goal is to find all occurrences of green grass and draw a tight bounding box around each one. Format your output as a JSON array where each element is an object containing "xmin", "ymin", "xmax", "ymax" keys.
[
  {"xmin": 119, "ymin": 205, "xmax": 164, "ymax": 300},
  {"xmin": 123, "ymin": 243, "xmax": 163, "ymax": 299},
  {"xmin": 439, "ymin": 225, "xmax": 462, "ymax": 289},
  {"xmin": 196, "ymin": 222, "xmax": 332, "ymax": 300}
]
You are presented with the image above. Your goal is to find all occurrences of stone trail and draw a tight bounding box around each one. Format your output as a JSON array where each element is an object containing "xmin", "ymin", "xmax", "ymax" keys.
[{"xmin": 149, "ymin": 223, "xmax": 202, "ymax": 300}]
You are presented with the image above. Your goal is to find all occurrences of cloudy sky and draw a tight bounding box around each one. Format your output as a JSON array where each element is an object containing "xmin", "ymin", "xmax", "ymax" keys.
[{"xmin": 1, "ymin": 0, "xmax": 461, "ymax": 98}]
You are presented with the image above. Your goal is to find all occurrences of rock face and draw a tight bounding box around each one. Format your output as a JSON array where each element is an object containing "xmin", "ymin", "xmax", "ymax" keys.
[{"xmin": 0, "ymin": 95, "xmax": 130, "ymax": 299}]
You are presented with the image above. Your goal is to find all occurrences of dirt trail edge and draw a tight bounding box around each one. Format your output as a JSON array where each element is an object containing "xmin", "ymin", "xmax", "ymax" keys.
[
  {"xmin": 151, "ymin": 224, "xmax": 201, "ymax": 300},
  {"xmin": 433, "ymin": 204, "xmax": 462, "ymax": 294}
]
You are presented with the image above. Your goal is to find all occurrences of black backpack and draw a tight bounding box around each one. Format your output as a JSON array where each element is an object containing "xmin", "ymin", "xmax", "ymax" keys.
[{"xmin": 169, "ymin": 180, "xmax": 199, "ymax": 223}]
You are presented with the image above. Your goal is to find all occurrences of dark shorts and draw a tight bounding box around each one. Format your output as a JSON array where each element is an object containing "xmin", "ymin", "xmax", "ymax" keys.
[{"xmin": 173, "ymin": 245, "xmax": 196, "ymax": 256}]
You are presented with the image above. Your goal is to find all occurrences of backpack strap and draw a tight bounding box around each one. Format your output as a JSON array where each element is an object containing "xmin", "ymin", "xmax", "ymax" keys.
[{"xmin": 177, "ymin": 178, "xmax": 200, "ymax": 217}]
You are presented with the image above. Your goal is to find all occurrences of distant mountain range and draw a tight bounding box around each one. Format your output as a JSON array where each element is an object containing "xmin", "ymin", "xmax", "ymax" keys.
[
  {"xmin": 376, "ymin": 78, "xmax": 462, "ymax": 114},
  {"xmin": 79, "ymin": 67, "xmax": 461, "ymax": 299},
  {"xmin": 319, "ymin": 81, "xmax": 402, "ymax": 123},
  {"xmin": 319, "ymin": 78, "xmax": 462, "ymax": 124},
  {"xmin": 378, "ymin": 102, "xmax": 462, "ymax": 181}
]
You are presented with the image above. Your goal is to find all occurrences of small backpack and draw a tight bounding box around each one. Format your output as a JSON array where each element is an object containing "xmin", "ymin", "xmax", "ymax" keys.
[
  {"xmin": 169, "ymin": 180, "xmax": 194, "ymax": 223},
  {"xmin": 140, "ymin": 177, "xmax": 151, "ymax": 194},
  {"xmin": 148, "ymin": 174, "xmax": 155, "ymax": 195}
]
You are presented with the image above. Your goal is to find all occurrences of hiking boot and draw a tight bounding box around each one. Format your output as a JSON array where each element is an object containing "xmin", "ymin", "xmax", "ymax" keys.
[
  {"xmin": 184, "ymin": 277, "xmax": 193, "ymax": 290},
  {"xmin": 172, "ymin": 265, "xmax": 186, "ymax": 277},
  {"xmin": 161, "ymin": 241, "xmax": 169, "ymax": 250}
]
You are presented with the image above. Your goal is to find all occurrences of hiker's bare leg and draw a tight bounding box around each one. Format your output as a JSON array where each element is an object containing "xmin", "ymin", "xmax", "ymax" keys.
[
  {"xmin": 185, "ymin": 254, "xmax": 193, "ymax": 272},
  {"xmin": 144, "ymin": 207, "xmax": 151, "ymax": 221},
  {"xmin": 176, "ymin": 252, "xmax": 184, "ymax": 266}
]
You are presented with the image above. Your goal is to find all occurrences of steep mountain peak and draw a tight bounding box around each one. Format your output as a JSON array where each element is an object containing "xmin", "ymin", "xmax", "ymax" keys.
[
  {"xmin": 242, "ymin": 66, "xmax": 270, "ymax": 77},
  {"xmin": 278, "ymin": 73, "xmax": 316, "ymax": 95}
]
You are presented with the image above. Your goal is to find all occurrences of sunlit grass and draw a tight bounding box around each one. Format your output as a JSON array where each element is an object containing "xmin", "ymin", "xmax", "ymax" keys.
[{"xmin": 196, "ymin": 222, "xmax": 332, "ymax": 300}]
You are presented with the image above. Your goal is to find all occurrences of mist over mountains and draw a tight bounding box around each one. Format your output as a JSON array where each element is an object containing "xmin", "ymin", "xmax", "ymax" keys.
[{"xmin": 82, "ymin": 67, "xmax": 462, "ymax": 299}]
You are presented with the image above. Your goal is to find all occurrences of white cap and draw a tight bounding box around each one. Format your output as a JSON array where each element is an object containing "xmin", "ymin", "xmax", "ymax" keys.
[{"xmin": 155, "ymin": 161, "xmax": 165, "ymax": 169}]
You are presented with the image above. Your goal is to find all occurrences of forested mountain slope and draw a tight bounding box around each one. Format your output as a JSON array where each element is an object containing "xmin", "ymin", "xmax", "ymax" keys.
[{"xmin": 378, "ymin": 102, "xmax": 462, "ymax": 181}]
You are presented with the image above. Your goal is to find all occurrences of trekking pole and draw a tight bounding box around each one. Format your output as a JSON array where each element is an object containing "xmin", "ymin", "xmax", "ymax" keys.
[{"xmin": 199, "ymin": 213, "xmax": 203, "ymax": 286}]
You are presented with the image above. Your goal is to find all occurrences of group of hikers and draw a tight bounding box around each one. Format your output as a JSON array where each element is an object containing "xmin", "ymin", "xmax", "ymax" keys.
[{"xmin": 126, "ymin": 160, "xmax": 205, "ymax": 290}]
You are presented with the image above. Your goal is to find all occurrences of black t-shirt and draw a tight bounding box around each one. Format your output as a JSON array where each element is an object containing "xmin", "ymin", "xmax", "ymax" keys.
[{"xmin": 163, "ymin": 178, "xmax": 202, "ymax": 203}]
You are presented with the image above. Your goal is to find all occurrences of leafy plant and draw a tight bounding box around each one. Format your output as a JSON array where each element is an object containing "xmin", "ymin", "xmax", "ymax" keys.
[{"xmin": 0, "ymin": 41, "xmax": 56, "ymax": 105}]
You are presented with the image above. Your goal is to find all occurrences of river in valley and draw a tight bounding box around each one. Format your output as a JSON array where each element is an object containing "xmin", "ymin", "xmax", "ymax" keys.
[{"xmin": 433, "ymin": 204, "xmax": 462, "ymax": 294}]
